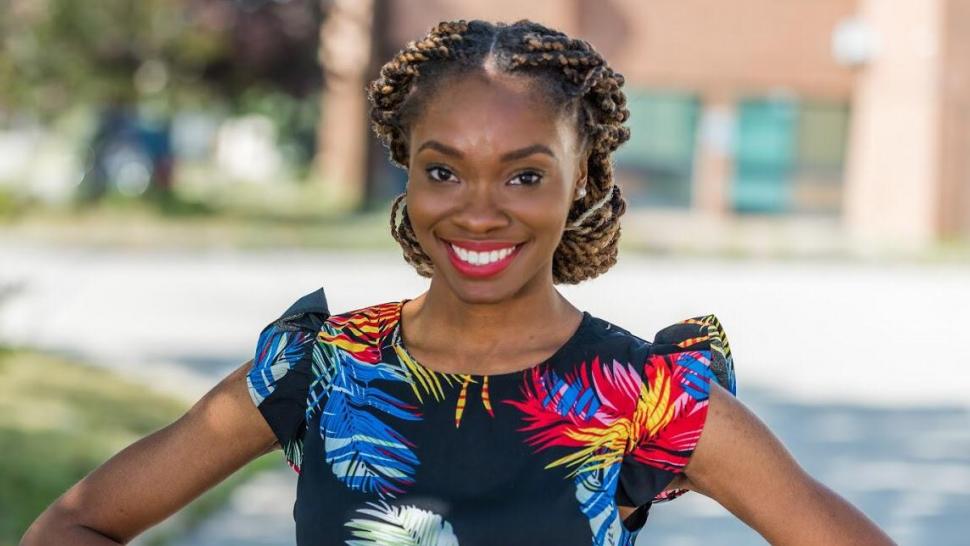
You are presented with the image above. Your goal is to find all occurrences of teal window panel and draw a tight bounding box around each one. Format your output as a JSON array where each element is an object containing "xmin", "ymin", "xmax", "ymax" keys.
[
  {"xmin": 614, "ymin": 89, "xmax": 700, "ymax": 208},
  {"xmin": 731, "ymin": 97, "xmax": 797, "ymax": 213}
]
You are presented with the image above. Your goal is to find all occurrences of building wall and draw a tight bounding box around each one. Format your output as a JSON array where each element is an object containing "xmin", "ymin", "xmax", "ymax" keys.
[
  {"xmin": 388, "ymin": 0, "xmax": 857, "ymax": 98},
  {"xmin": 387, "ymin": 0, "xmax": 580, "ymax": 48},
  {"xmin": 318, "ymin": 0, "xmax": 969, "ymax": 244},
  {"xmin": 843, "ymin": 0, "xmax": 945, "ymax": 247},
  {"xmin": 938, "ymin": 0, "xmax": 970, "ymax": 239},
  {"xmin": 378, "ymin": 0, "xmax": 860, "ymax": 215},
  {"xmin": 599, "ymin": 0, "xmax": 857, "ymax": 99}
]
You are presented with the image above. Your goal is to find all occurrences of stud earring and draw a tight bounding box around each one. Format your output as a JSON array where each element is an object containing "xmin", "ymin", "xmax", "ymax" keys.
[{"xmin": 575, "ymin": 186, "xmax": 587, "ymax": 200}]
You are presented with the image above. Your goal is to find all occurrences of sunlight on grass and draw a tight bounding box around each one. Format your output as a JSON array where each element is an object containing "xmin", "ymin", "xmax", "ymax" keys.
[
  {"xmin": 0, "ymin": 348, "xmax": 277, "ymax": 546},
  {"xmin": 0, "ymin": 180, "xmax": 398, "ymax": 251}
]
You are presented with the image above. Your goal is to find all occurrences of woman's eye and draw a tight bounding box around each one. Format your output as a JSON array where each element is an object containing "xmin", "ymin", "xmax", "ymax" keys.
[
  {"xmin": 510, "ymin": 171, "xmax": 543, "ymax": 186},
  {"xmin": 426, "ymin": 166, "xmax": 457, "ymax": 183}
]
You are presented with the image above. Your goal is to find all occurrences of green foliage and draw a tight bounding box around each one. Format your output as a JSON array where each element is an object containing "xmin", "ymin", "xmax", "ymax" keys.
[
  {"xmin": 0, "ymin": 349, "xmax": 186, "ymax": 542},
  {"xmin": 0, "ymin": 0, "xmax": 210, "ymax": 117},
  {"xmin": 0, "ymin": 0, "xmax": 324, "ymax": 118},
  {"xmin": 0, "ymin": 349, "xmax": 276, "ymax": 545},
  {"xmin": 0, "ymin": 187, "xmax": 31, "ymax": 221},
  {"xmin": 236, "ymin": 88, "xmax": 322, "ymax": 173}
]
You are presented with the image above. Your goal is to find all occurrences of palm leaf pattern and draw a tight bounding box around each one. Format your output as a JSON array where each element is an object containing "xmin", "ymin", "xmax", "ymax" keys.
[
  {"xmin": 574, "ymin": 464, "xmax": 633, "ymax": 546},
  {"xmin": 345, "ymin": 501, "xmax": 459, "ymax": 546},
  {"xmin": 390, "ymin": 327, "xmax": 461, "ymax": 403},
  {"xmin": 505, "ymin": 357, "xmax": 652, "ymax": 545},
  {"xmin": 321, "ymin": 302, "xmax": 397, "ymax": 364},
  {"xmin": 505, "ymin": 357, "xmax": 651, "ymax": 477},
  {"xmin": 253, "ymin": 293, "xmax": 740, "ymax": 543},
  {"xmin": 247, "ymin": 321, "xmax": 317, "ymax": 472},
  {"xmin": 308, "ymin": 311, "xmax": 422, "ymax": 499},
  {"xmin": 629, "ymin": 351, "xmax": 713, "ymax": 474},
  {"xmin": 248, "ymin": 325, "xmax": 314, "ymax": 406},
  {"xmin": 506, "ymin": 349, "xmax": 721, "ymax": 544},
  {"xmin": 386, "ymin": 304, "xmax": 493, "ymax": 428},
  {"xmin": 658, "ymin": 314, "xmax": 735, "ymax": 396}
]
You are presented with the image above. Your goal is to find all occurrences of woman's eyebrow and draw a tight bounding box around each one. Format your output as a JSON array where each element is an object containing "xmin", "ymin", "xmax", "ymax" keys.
[
  {"xmin": 416, "ymin": 140, "xmax": 556, "ymax": 162},
  {"xmin": 500, "ymin": 144, "xmax": 556, "ymax": 162},
  {"xmin": 417, "ymin": 140, "xmax": 464, "ymax": 158}
]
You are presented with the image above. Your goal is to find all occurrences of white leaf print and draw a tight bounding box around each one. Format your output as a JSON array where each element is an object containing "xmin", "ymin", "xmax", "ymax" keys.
[{"xmin": 345, "ymin": 501, "xmax": 460, "ymax": 546}]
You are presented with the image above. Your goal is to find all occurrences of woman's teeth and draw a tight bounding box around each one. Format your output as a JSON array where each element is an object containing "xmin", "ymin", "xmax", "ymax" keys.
[{"xmin": 451, "ymin": 244, "xmax": 516, "ymax": 265}]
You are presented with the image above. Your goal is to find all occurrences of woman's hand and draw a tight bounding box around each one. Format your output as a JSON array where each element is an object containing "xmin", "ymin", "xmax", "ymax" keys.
[
  {"xmin": 20, "ymin": 360, "xmax": 278, "ymax": 545},
  {"xmin": 682, "ymin": 383, "xmax": 897, "ymax": 545}
]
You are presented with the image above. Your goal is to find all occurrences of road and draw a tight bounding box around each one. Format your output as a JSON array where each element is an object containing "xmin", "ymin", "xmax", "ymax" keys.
[{"xmin": 2, "ymin": 243, "xmax": 968, "ymax": 545}]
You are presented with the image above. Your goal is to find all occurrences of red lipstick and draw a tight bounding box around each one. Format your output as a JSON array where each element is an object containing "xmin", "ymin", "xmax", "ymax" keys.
[{"xmin": 441, "ymin": 238, "xmax": 524, "ymax": 279}]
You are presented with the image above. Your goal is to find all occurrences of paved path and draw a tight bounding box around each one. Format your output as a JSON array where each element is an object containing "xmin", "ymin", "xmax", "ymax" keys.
[{"xmin": 2, "ymin": 243, "xmax": 968, "ymax": 545}]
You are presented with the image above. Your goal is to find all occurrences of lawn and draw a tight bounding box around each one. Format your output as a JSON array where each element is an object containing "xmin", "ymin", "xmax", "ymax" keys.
[{"xmin": 0, "ymin": 347, "xmax": 277, "ymax": 546}]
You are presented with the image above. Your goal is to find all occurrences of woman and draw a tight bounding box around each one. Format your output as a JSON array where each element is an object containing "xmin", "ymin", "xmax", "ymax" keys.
[{"xmin": 22, "ymin": 19, "xmax": 894, "ymax": 546}]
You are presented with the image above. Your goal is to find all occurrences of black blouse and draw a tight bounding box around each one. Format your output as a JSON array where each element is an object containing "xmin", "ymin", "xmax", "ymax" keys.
[{"xmin": 247, "ymin": 287, "xmax": 737, "ymax": 546}]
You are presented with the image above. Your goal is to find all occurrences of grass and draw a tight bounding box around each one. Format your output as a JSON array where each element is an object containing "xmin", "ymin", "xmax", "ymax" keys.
[
  {"xmin": 0, "ymin": 347, "xmax": 279, "ymax": 546},
  {"xmin": 0, "ymin": 184, "xmax": 398, "ymax": 252}
]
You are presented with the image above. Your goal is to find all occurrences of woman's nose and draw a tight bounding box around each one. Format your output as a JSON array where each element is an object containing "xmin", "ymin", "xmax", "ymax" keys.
[{"xmin": 451, "ymin": 184, "xmax": 510, "ymax": 234}]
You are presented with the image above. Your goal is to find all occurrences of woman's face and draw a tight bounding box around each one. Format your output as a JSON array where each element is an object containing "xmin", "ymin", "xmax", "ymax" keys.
[{"xmin": 406, "ymin": 70, "xmax": 587, "ymax": 304}]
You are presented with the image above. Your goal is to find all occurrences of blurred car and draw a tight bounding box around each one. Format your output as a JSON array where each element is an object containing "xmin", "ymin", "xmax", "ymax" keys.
[{"xmin": 78, "ymin": 105, "xmax": 173, "ymax": 201}]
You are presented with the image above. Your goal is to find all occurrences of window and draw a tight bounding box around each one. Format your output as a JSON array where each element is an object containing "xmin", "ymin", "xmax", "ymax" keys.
[
  {"xmin": 731, "ymin": 96, "xmax": 849, "ymax": 214},
  {"xmin": 614, "ymin": 89, "xmax": 700, "ymax": 208},
  {"xmin": 793, "ymin": 101, "xmax": 849, "ymax": 214},
  {"xmin": 731, "ymin": 97, "xmax": 797, "ymax": 213}
]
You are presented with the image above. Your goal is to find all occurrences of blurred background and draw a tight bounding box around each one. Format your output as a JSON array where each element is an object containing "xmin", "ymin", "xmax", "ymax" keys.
[{"xmin": 1, "ymin": 1, "xmax": 968, "ymax": 545}]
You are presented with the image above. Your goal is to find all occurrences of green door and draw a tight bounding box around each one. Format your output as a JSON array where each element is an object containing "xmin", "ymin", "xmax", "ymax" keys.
[{"xmin": 732, "ymin": 98, "xmax": 797, "ymax": 213}]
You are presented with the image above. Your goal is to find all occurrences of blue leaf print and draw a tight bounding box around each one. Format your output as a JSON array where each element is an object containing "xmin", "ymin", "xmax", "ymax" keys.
[
  {"xmin": 248, "ymin": 325, "xmax": 313, "ymax": 406},
  {"xmin": 574, "ymin": 464, "xmax": 636, "ymax": 546},
  {"xmin": 320, "ymin": 348, "xmax": 421, "ymax": 498},
  {"xmin": 673, "ymin": 351, "xmax": 716, "ymax": 401}
]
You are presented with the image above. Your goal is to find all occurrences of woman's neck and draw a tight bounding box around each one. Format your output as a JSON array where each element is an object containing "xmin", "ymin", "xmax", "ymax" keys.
[{"xmin": 399, "ymin": 276, "xmax": 583, "ymax": 373}]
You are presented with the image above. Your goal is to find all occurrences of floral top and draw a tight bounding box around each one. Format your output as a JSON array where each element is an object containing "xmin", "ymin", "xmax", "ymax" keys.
[{"xmin": 247, "ymin": 287, "xmax": 737, "ymax": 546}]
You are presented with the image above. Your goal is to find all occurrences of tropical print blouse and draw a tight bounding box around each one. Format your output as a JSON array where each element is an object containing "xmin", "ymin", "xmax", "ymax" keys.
[{"xmin": 247, "ymin": 287, "xmax": 737, "ymax": 546}]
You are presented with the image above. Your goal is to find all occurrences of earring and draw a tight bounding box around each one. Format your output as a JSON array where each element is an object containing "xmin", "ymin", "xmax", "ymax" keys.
[{"xmin": 575, "ymin": 186, "xmax": 587, "ymax": 200}]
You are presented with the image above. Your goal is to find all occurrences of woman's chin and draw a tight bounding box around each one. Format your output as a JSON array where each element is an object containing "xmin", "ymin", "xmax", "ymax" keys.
[
  {"xmin": 445, "ymin": 279, "xmax": 517, "ymax": 304},
  {"xmin": 437, "ymin": 267, "xmax": 550, "ymax": 306}
]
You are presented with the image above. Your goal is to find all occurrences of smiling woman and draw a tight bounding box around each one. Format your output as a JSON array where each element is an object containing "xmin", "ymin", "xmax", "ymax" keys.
[
  {"xmin": 373, "ymin": 21, "xmax": 629, "ymax": 290},
  {"xmin": 21, "ymin": 18, "xmax": 895, "ymax": 546},
  {"xmin": 398, "ymin": 67, "xmax": 605, "ymax": 298}
]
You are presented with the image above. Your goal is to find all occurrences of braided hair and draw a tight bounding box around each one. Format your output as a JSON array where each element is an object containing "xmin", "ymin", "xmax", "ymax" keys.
[{"xmin": 368, "ymin": 19, "xmax": 631, "ymax": 284}]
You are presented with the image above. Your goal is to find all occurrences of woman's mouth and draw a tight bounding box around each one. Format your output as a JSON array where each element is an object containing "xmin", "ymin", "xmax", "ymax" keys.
[{"xmin": 441, "ymin": 238, "xmax": 524, "ymax": 278}]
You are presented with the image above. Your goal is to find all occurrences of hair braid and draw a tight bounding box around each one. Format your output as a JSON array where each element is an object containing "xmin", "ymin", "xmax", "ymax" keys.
[
  {"xmin": 369, "ymin": 20, "xmax": 472, "ymax": 168},
  {"xmin": 389, "ymin": 192, "xmax": 435, "ymax": 276},
  {"xmin": 370, "ymin": 19, "xmax": 631, "ymax": 284}
]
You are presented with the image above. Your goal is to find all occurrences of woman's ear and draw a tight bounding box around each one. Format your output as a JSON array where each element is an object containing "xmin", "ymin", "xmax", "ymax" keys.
[
  {"xmin": 574, "ymin": 154, "xmax": 589, "ymax": 200},
  {"xmin": 574, "ymin": 178, "xmax": 588, "ymax": 200}
]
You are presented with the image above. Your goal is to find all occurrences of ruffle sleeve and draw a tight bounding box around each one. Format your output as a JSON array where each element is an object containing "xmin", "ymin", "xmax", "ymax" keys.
[
  {"xmin": 616, "ymin": 313, "xmax": 737, "ymax": 516},
  {"xmin": 246, "ymin": 287, "xmax": 330, "ymax": 473}
]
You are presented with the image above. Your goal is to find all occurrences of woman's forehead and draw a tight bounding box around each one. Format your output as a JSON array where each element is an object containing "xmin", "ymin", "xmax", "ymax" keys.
[{"xmin": 410, "ymin": 72, "xmax": 577, "ymax": 159}]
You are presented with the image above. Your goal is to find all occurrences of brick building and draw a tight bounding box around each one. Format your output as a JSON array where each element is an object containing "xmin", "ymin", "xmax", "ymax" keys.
[{"xmin": 317, "ymin": 0, "xmax": 970, "ymax": 249}]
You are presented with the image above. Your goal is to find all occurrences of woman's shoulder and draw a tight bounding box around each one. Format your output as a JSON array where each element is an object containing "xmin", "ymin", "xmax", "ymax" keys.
[
  {"xmin": 649, "ymin": 313, "xmax": 735, "ymax": 395},
  {"xmin": 266, "ymin": 288, "xmax": 407, "ymax": 332},
  {"xmin": 583, "ymin": 311, "xmax": 736, "ymax": 395},
  {"xmin": 258, "ymin": 287, "xmax": 331, "ymax": 335},
  {"xmin": 324, "ymin": 299, "xmax": 402, "ymax": 326}
]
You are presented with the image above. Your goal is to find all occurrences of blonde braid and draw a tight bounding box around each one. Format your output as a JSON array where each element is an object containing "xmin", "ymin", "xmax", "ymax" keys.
[{"xmin": 389, "ymin": 192, "xmax": 434, "ymax": 277}]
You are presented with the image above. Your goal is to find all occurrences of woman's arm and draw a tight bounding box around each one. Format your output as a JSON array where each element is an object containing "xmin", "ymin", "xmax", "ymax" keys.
[
  {"xmin": 20, "ymin": 360, "xmax": 278, "ymax": 545},
  {"xmin": 682, "ymin": 383, "xmax": 896, "ymax": 545}
]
